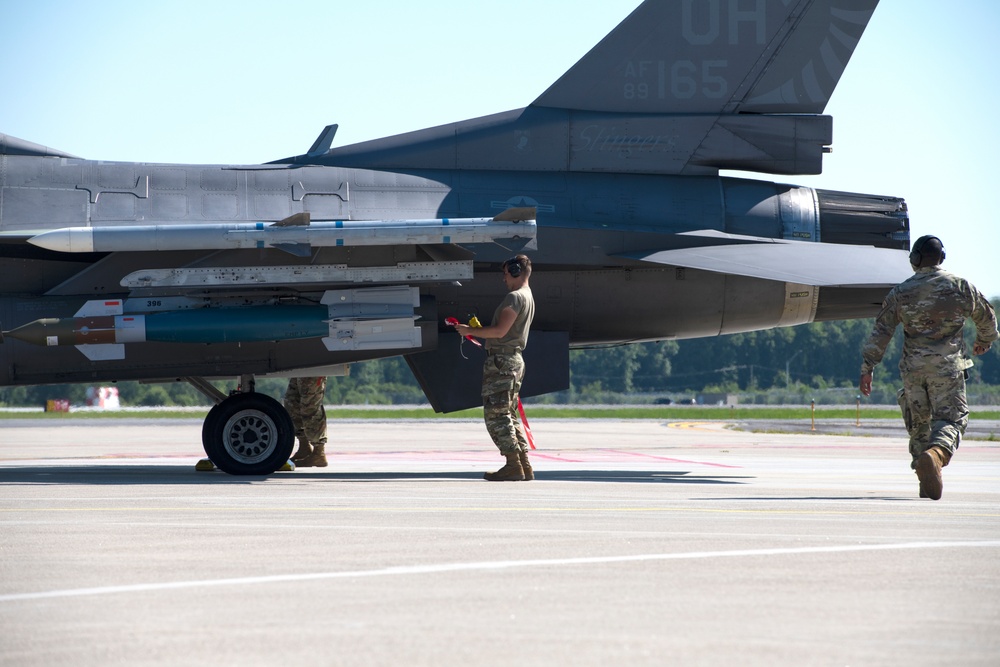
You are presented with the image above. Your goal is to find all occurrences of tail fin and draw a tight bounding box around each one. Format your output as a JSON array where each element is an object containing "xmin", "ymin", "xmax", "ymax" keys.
[
  {"xmin": 312, "ymin": 0, "xmax": 880, "ymax": 176},
  {"xmin": 533, "ymin": 0, "xmax": 879, "ymax": 114}
]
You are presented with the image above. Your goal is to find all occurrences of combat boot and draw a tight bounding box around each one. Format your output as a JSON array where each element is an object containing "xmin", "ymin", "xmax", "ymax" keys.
[
  {"xmin": 518, "ymin": 450, "xmax": 534, "ymax": 481},
  {"xmin": 915, "ymin": 446, "xmax": 951, "ymax": 500},
  {"xmin": 484, "ymin": 452, "xmax": 525, "ymax": 481},
  {"xmin": 291, "ymin": 438, "xmax": 313, "ymax": 464},
  {"xmin": 297, "ymin": 443, "xmax": 328, "ymax": 468}
]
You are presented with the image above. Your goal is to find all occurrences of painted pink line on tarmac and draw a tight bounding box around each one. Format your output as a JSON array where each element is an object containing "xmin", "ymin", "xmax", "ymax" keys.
[
  {"xmin": 333, "ymin": 450, "xmax": 498, "ymax": 462},
  {"xmin": 330, "ymin": 449, "xmax": 740, "ymax": 468},
  {"xmin": 605, "ymin": 449, "xmax": 742, "ymax": 468},
  {"xmin": 529, "ymin": 449, "xmax": 586, "ymax": 463},
  {"xmin": 524, "ymin": 452, "xmax": 585, "ymax": 463}
]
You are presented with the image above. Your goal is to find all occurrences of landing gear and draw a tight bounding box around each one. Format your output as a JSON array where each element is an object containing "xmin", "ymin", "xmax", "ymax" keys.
[{"xmin": 200, "ymin": 392, "xmax": 294, "ymax": 476}]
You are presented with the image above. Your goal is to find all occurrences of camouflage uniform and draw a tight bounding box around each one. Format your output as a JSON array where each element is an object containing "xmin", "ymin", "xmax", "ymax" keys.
[
  {"xmin": 483, "ymin": 352, "xmax": 528, "ymax": 455},
  {"xmin": 482, "ymin": 286, "xmax": 534, "ymax": 455},
  {"xmin": 861, "ymin": 267, "xmax": 998, "ymax": 465},
  {"xmin": 284, "ymin": 377, "xmax": 328, "ymax": 448}
]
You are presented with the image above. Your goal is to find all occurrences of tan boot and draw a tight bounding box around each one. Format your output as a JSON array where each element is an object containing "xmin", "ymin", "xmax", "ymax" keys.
[
  {"xmin": 518, "ymin": 450, "xmax": 534, "ymax": 481},
  {"xmin": 291, "ymin": 439, "xmax": 313, "ymax": 463},
  {"xmin": 484, "ymin": 452, "xmax": 524, "ymax": 481},
  {"xmin": 297, "ymin": 443, "xmax": 328, "ymax": 468},
  {"xmin": 915, "ymin": 446, "xmax": 951, "ymax": 500}
]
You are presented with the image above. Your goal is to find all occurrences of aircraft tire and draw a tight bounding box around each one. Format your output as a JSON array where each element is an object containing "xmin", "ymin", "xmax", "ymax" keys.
[
  {"xmin": 201, "ymin": 402, "xmax": 223, "ymax": 457},
  {"xmin": 202, "ymin": 393, "xmax": 294, "ymax": 475}
]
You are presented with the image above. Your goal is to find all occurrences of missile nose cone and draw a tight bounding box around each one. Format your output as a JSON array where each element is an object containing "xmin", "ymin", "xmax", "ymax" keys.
[
  {"xmin": 28, "ymin": 227, "xmax": 95, "ymax": 253},
  {"xmin": 2, "ymin": 318, "xmax": 68, "ymax": 346}
]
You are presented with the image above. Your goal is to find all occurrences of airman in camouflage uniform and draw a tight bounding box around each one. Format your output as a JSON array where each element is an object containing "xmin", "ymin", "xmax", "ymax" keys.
[
  {"xmin": 860, "ymin": 236, "xmax": 997, "ymax": 499},
  {"xmin": 456, "ymin": 255, "xmax": 535, "ymax": 481},
  {"xmin": 284, "ymin": 376, "xmax": 329, "ymax": 467}
]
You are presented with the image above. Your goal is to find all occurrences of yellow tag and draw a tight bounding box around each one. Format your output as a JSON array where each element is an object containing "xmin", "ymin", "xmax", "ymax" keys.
[{"xmin": 469, "ymin": 316, "xmax": 482, "ymax": 328}]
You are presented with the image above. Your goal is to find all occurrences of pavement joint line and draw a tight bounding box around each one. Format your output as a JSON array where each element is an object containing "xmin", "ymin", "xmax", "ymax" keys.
[{"xmin": 2, "ymin": 540, "xmax": 998, "ymax": 603}]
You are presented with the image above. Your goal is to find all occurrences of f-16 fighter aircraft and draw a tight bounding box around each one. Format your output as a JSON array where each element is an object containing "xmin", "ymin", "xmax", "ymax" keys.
[{"xmin": 0, "ymin": 0, "xmax": 909, "ymax": 474}]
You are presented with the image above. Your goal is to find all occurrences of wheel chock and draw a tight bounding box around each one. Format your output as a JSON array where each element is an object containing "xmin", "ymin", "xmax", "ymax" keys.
[
  {"xmin": 195, "ymin": 458, "xmax": 216, "ymax": 472},
  {"xmin": 280, "ymin": 460, "xmax": 296, "ymax": 472}
]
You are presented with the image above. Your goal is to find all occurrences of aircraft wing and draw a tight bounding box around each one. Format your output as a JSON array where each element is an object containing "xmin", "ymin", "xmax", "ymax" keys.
[{"xmin": 626, "ymin": 231, "xmax": 912, "ymax": 288}]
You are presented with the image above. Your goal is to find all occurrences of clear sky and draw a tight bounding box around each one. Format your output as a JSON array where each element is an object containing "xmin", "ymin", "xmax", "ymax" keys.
[{"xmin": 2, "ymin": 0, "xmax": 997, "ymax": 298}]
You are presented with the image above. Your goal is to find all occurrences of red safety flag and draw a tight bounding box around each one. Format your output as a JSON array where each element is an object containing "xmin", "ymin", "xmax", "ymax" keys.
[
  {"xmin": 444, "ymin": 317, "xmax": 482, "ymax": 347},
  {"xmin": 517, "ymin": 397, "xmax": 536, "ymax": 450}
]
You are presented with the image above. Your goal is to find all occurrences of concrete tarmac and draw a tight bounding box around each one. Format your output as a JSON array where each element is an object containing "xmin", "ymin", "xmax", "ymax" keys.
[{"xmin": 1, "ymin": 417, "xmax": 998, "ymax": 666}]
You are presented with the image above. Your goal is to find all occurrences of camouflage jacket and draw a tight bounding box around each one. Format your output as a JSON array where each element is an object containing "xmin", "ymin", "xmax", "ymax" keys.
[{"xmin": 861, "ymin": 267, "xmax": 998, "ymax": 376}]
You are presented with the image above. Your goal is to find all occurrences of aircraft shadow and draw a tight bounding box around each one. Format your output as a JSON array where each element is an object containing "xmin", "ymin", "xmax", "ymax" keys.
[
  {"xmin": 0, "ymin": 465, "xmax": 267, "ymax": 486},
  {"xmin": 0, "ymin": 466, "xmax": 750, "ymax": 486}
]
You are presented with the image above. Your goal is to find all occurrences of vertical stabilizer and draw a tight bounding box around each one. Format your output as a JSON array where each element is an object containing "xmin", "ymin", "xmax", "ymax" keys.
[
  {"xmin": 532, "ymin": 0, "xmax": 879, "ymax": 114},
  {"xmin": 306, "ymin": 0, "xmax": 880, "ymax": 175}
]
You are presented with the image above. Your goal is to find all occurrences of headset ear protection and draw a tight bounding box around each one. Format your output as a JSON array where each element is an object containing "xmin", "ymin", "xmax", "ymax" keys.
[
  {"xmin": 909, "ymin": 235, "xmax": 945, "ymax": 267},
  {"xmin": 503, "ymin": 257, "xmax": 522, "ymax": 277}
]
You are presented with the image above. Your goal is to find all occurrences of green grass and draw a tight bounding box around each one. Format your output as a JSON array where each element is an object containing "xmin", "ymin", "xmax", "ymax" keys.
[{"xmin": 3, "ymin": 406, "xmax": 999, "ymax": 420}]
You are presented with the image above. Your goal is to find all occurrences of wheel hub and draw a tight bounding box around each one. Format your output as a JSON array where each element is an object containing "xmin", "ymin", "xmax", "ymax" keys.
[{"xmin": 223, "ymin": 410, "xmax": 277, "ymax": 463}]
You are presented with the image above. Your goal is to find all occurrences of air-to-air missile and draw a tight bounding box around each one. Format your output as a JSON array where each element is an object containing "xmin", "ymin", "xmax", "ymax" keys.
[
  {"xmin": 1, "ymin": 286, "xmax": 422, "ymax": 361},
  {"xmin": 26, "ymin": 208, "xmax": 536, "ymax": 256}
]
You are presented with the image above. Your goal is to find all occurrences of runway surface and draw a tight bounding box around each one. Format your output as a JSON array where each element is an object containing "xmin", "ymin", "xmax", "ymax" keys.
[{"xmin": 1, "ymin": 417, "xmax": 998, "ymax": 666}]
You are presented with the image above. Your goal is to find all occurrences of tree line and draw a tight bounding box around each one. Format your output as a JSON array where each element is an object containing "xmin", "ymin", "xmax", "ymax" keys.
[{"xmin": 2, "ymin": 299, "xmax": 998, "ymax": 407}]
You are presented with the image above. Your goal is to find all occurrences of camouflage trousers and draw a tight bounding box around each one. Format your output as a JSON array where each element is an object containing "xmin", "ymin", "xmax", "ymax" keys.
[
  {"xmin": 284, "ymin": 377, "xmax": 328, "ymax": 446},
  {"xmin": 481, "ymin": 352, "xmax": 528, "ymax": 455},
  {"xmin": 897, "ymin": 369, "xmax": 968, "ymax": 467}
]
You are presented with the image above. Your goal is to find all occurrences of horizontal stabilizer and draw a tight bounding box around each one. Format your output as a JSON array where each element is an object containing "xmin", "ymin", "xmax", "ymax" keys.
[{"xmin": 631, "ymin": 239, "xmax": 912, "ymax": 287}]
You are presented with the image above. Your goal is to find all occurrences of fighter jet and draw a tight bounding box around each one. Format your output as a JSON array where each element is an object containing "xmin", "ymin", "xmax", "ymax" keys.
[{"xmin": 0, "ymin": 0, "xmax": 909, "ymax": 474}]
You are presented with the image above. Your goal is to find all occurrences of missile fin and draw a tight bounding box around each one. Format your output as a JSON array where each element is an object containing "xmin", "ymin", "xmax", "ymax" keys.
[
  {"xmin": 273, "ymin": 212, "xmax": 311, "ymax": 227},
  {"xmin": 322, "ymin": 317, "xmax": 422, "ymax": 352},
  {"xmin": 74, "ymin": 299, "xmax": 124, "ymax": 317},
  {"xmin": 271, "ymin": 243, "xmax": 313, "ymax": 257},
  {"xmin": 76, "ymin": 344, "xmax": 125, "ymax": 361},
  {"xmin": 493, "ymin": 207, "xmax": 536, "ymax": 223}
]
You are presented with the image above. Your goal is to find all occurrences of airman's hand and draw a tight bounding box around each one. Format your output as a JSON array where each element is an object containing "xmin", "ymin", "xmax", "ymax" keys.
[{"xmin": 859, "ymin": 372, "xmax": 873, "ymax": 397}]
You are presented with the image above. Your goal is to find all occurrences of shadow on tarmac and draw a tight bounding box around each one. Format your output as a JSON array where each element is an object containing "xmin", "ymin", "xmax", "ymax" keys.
[{"xmin": 0, "ymin": 466, "xmax": 750, "ymax": 485}]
